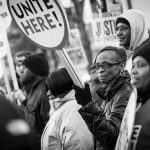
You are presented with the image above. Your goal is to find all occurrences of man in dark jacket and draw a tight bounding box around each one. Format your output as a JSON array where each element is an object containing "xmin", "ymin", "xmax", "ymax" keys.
[
  {"xmin": 73, "ymin": 46, "xmax": 133, "ymax": 150},
  {"xmin": 15, "ymin": 53, "xmax": 50, "ymax": 147}
]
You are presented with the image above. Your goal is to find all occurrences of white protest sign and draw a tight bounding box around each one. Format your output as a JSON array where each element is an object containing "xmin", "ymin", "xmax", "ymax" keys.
[
  {"xmin": 92, "ymin": 16, "xmax": 119, "ymax": 46},
  {"xmin": 0, "ymin": 0, "xmax": 12, "ymax": 29},
  {"xmin": 115, "ymin": 87, "xmax": 137, "ymax": 150},
  {"xmin": 7, "ymin": 0, "xmax": 84, "ymax": 88},
  {"xmin": 7, "ymin": 0, "xmax": 69, "ymax": 50},
  {"xmin": 65, "ymin": 28, "xmax": 88, "ymax": 69},
  {"xmin": 0, "ymin": 28, "xmax": 8, "ymax": 58},
  {"xmin": 103, "ymin": 17, "xmax": 117, "ymax": 41}
]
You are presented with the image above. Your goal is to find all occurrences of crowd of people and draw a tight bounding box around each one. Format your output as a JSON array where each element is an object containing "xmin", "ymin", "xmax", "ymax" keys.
[{"xmin": 0, "ymin": 8, "xmax": 150, "ymax": 150}]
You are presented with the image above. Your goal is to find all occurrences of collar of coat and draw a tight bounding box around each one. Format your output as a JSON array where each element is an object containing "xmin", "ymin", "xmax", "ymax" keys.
[{"xmin": 96, "ymin": 70, "xmax": 131, "ymax": 101}]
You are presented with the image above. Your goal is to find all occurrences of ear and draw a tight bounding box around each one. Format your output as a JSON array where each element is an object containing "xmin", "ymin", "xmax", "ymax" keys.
[{"xmin": 119, "ymin": 62, "xmax": 126, "ymax": 71}]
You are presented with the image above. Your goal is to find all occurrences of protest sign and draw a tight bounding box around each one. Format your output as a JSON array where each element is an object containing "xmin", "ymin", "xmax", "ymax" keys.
[
  {"xmin": 0, "ymin": 28, "xmax": 7, "ymax": 58},
  {"xmin": 7, "ymin": 0, "xmax": 84, "ymax": 87},
  {"xmin": 115, "ymin": 87, "xmax": 137, "ymax": 150},
  {"xmin": 92, "ymin": 16, "xmax": 119, "ymax": 47},
  {"xmin": 65, "ymin": 28, "xmax": 88, "ymax": 69},
  {"xmin": 0, "ymin": 0, "xmax": 12, "ymax": 29},
  {"xmin": 7, "ymin": 0, "xmax": 69, "ymax": 50}
]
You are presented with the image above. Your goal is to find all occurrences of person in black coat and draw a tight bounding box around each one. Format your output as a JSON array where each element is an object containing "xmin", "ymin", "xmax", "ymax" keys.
[{"xmin": 73, "ymin": 46, "xmax": 133, "ymax": 150}]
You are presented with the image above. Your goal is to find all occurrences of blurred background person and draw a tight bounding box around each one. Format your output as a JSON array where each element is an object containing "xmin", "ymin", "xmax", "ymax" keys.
[
  {"xmin": 73, "ymin": 46, "xmax": 133, "ymax": 150},
  {"xmin": 0, "ymin": 94, "xmax": 39, "ymax": 150},
  {"xmin": 41, "ymin": 67, "xmax": 94, "ymax": 150},
  {"xmin": 130, "ymin": 39, "xmax": 150, "ymax": 150},
  {"xmin": 14, "ymin": 51, "xmax": 31, "ymax": 90},
  {"xmin": 88, "ymin": 64, "xmax": 103, "ymax": 105}
]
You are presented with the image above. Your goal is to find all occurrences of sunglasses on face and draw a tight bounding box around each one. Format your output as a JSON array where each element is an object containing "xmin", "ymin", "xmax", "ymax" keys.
[{"xmin": 94, "ymin": 62, "xmax": 122, "ymax": 70}]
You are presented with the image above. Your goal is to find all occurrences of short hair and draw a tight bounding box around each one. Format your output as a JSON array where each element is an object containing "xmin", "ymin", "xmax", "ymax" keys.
[
  {"xmin": 94, "ymin": 46, "xmax": 127, "ymax": 64},
  {"xmin": 46, "ymin": 68, "xmax": 74, "ymax": 97}
]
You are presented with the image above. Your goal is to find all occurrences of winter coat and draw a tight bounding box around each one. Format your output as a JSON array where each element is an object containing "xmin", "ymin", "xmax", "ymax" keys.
[
  {"xmin": 79, "ymin": 71, "xmax": 133, "ymax": 150},
  {"xmin": 41, "ymin": 90, "xmax": 94, "ymax": 150},
  {"xmin": 24, "ymin": 77, "xmax": 50, "ymax": 145}
]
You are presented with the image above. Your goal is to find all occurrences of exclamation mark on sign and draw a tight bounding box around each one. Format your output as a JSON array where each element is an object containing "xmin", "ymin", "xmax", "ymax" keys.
[{"xmin": 52, "ymin": 11, "xmax": 62, "ymax": 27}]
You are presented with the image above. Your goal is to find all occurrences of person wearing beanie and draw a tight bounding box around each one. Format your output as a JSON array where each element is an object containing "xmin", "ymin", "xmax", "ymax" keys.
[
  {"xmin": 22, "ymin": 53, "xmax": 49, "ymax": 77},
  {"xmin": 14, "ymin": 53, "xmax": 50, "ymax": 149},
  {"xmin": 130, "ymin": 40, "xmax": 150, "ymax": 150}
]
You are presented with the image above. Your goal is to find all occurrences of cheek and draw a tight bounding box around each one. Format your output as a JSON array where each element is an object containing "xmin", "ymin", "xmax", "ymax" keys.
[{"xmin": 141, "ymin": 71, "xmax": 150, "ymax": 87}]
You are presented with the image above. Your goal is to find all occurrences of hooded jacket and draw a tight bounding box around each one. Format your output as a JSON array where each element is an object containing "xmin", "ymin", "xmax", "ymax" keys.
[
  {"xmin": 79, "ymin": 71, "xmax": 133, "ymax": 150},
  {"xmin": 41, "ymin": 90, "xmax": 94, "ymax": 150},
  {"xmin": 116, "ymin": 9, "xmax": 149, "ymax": 51}
]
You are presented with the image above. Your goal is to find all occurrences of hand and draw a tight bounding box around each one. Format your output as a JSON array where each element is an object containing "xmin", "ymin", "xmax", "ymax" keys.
[
  {"xmin": 73, "ymin": 83, "xmax": 92, "ymax": 106},
  {"xmin": 13, "ymin": 89, "xmax": 26, "ymax": 105}
]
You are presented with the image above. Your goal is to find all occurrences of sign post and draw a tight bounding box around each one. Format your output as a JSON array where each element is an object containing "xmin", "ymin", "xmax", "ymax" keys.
[{"xmin": 7, "ymin": 0, "xmax": 84, "ymax": 88}]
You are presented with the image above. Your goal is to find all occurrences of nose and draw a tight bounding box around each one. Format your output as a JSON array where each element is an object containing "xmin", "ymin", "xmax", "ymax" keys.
[
  {"xmin": 116, "ymin": 28, "xmax": 123, "ymax": 38},
  {"xmin": 131, "ymin": 65, "xmax": 138, "ymax": 75},
  {"xmin": 97, "ymin": 67, "xmax": 105, "ymax": 73}
]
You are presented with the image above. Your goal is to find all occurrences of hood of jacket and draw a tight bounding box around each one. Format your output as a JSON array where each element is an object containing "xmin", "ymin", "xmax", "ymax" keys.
[
  {"xmin": 96, "ymin": 70, "xmax": 131, "ymax": 101},
  {"xmin": 49, "ymin": 90, "xmax": 76, "ymax": 114},
  {"xmin": 116, "ymin": 9, "xmax": 149, "ymax": 51}
]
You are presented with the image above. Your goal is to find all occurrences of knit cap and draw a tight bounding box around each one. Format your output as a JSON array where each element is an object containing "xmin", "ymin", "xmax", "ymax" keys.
[
  {"xmin": 132, "ymin": 39, "xmax": 150, "ymax": 65},
  {"xmin": 23, "ymin": 53, "xmax": 49, "ymax": 77}
]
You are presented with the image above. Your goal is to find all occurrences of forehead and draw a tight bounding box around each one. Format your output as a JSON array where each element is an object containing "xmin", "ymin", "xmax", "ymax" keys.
[
  {"xmin": 133, "ymin": 56, "xmax": 149, "ymax": 64},
  {"xmin": 96, "ymin": 50, "xmax": 117, "ymax": 63},
  {"xmin": 116, "ymin": 22, "xmax": 129, "ymax": 28}
]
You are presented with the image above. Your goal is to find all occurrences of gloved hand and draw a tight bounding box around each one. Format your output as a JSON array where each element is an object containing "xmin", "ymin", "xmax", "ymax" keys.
[{"xmin": 73, "ymin": 83, "xmax": 92, "ymax": 107}]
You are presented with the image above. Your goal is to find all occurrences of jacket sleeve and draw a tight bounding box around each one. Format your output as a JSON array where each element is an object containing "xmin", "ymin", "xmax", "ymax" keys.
[
  {"xmin": 40, "ymin": 94, "xmax": 50, "ymax": 126},
  {"xmin": 79, "ymin": 88, "xmax": 132, "ymax": 150}
]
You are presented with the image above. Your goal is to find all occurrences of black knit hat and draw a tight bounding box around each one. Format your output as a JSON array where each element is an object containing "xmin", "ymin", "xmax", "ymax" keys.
[
  {"xmin": 116, "ymin": 17, "xmax": 130, "ymax": 27},
  {"xmin": 132, "ymin": 39, "xmax": 150, "ymax": 65},
  {"xmin": 23, "ymin": 53, "xmax": 49, "ymax": 77}
]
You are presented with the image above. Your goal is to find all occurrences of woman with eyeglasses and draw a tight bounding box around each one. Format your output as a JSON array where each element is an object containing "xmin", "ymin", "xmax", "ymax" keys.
[
  {"xmin": 41, "ymin": 68, "xmax": 94, "ymax": 150},
  {"xmin": 130, "ymin": 39, "xmax": 150, "ymax": 150},
  {"xmin": 73, "ymin": 46, "xmax": 133, "ymax": 150}
]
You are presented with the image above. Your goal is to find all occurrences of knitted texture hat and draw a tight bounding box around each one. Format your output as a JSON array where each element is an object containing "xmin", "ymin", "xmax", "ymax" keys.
[
  {"xmin": 116, "ymin": 17, "xmax": 130, "ymax": 27},
  {"xmin": 132, "ymin": 39, "xmax": 150, "ymax": 65},
  {"xmin": 23, "ymin": 53, "xmax": 49, "ymax": 77}
]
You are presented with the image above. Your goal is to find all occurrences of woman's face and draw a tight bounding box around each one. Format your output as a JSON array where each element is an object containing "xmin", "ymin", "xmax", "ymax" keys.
[
  {"xmin": 95, "ymin": 50, "xmax": 124, "ymax": 85},
  {"xmin": 131, "ymin": 56, "xmax": 150, "ymax": 92}
]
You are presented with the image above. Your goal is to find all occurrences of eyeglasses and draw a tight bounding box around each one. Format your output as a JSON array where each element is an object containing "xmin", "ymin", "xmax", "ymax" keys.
[{"xmin": 94, "ymin": 62, "xmax": 122, "ymax": 70}]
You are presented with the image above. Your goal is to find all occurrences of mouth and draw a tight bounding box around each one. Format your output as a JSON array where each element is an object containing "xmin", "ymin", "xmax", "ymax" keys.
[
  {"xmin": 131, "ymin": 77, "xmax": 139, "ymax": 84},
  {"xmin": 118, "ymin": 38, "xmax": 125, "ymax": 42}
]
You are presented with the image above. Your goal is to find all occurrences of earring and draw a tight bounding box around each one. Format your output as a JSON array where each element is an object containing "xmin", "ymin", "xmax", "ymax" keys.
[{"xmin": 120, "ymin": 70, "xmax": 125, "ymax": 76}]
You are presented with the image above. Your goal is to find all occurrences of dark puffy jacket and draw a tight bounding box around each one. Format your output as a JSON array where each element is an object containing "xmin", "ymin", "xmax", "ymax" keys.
[
  {"xmin": 79, "ymin": 71, "xmax": 133, "ymax": 150},
  {"xmin": 24, "ymin": 78, "xmax": 50, "ymax": 146}
]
